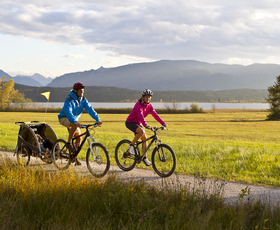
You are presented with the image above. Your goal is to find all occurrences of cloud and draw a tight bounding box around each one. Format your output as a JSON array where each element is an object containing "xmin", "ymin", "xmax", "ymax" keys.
[
  {"xmin": 64, "ymin": 54, "xmax": 84, "ymax": 59},
  {"xmin": 1, "ymin": 0, "xmax": 280, "ymax": 66}
]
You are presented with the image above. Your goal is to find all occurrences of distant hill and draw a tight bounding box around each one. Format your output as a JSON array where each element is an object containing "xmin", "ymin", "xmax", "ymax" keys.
[
  {"xmin": 46, "ymin": 60, "xmax": 280, "ymax": 91},
  {"xmin": 30, "ymin": 73, "xmax": 53, "ymax": 86},
  {"xmin": 0, "ymin": 70, "xmax": 52, "ymax": 86},
  {"xmin": 13, "ymin": 76, "xmax": 42, "ymax": 87},
  {"xmin": 14, "ymin": 84, "xmax": 268, "ymax": 103},
  {"xmin": 0, "ymin": 70, "xmax": 12, "ymax": 80},
  {"xmin": 15, "ymin": 73, "xmax": 53, "ymax": 86}
]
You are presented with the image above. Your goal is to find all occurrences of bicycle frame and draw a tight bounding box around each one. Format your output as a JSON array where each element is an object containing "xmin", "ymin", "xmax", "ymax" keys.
[
  {"xmin": 70, "ymin": 125, "xmax": 96, "ymax": 159},
  {"xmin": 134, "ymin": 129, "xmax": 162, "ymax": 161}
]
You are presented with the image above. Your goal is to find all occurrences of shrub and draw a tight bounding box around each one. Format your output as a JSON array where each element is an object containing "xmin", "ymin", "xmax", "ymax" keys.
[{"xmin": 190, "ymin": 103, "xmax": 203, "ymax": 113}]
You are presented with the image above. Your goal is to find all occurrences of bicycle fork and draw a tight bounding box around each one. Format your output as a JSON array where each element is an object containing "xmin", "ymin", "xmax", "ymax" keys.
[
  {"xmin": 87, "ymin": 136, "xmax": 97, "ymax": 161},
  {"xmin": 155, "ymin": 140, "xmax": 166, "ymax": 162}
]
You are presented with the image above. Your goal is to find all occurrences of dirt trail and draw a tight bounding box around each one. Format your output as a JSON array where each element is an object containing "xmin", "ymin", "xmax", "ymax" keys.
[{"xmin": 2, "ymin": 150, "xmax": 280, "ymax": 206}]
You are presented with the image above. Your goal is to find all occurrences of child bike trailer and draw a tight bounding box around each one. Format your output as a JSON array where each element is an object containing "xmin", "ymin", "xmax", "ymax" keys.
[{"xmin": 15, "ymin": 121, "xmax": 58, "ymax": 166}]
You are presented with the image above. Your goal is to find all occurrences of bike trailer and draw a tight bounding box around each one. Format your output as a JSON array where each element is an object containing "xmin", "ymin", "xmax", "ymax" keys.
[{"xmin": 15, "ymin": 121, "xmax": 58, "ymax": 164}]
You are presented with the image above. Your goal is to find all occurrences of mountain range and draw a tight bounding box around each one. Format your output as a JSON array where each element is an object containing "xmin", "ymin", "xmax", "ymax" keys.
[
  {"xmin": 46, "ymin": 60, "xmax": 280, "ymax": 91},
  {"xmin": 1, "ymin": 60, "xmax": 280, "ymax": 90},
  {"xmin": 0, "ymin": 70, "xmax": 52, "ymax": 87}
]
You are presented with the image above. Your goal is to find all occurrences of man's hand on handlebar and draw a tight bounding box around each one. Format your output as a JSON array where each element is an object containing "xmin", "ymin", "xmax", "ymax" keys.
[{"xmin": 96, "ymin": 120, "xmax": 102, "ymax": 126}]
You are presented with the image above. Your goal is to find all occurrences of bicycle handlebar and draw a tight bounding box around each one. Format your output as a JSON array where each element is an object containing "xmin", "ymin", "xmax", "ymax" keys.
[
  {"xmin": 80, "ymin": 124, "xmax": 164, "ymax": 131},
  {"xmin": 151, "ymin": 126, "xmax": 166, "ymax": 132},
  {"xmin": 80, "ymin": 123, "xmax": 99, "ymax": 129}
]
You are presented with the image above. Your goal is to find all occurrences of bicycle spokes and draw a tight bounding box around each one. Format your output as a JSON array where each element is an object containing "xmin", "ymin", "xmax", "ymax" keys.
[
  {"xmin": 152, "ymin": 144, "xmax": 176, "ymax": 178},
  {"xmin": 52, "ymin": 139, "xmax": 71, "ymax": 170},
  {"xmin": 86, "ymin": 143, "xmax": 110, "ymax": 177},
  {"xmin": 95, "ymin": 155, "xmax": 102, "ymax": 164},
  {"xmin": 115, "ymin": 140, "xmax": 137, "ymax": 171},
  {"xmin": 91, "ymin": 146, "xmax": 106, "ymax": 164}
]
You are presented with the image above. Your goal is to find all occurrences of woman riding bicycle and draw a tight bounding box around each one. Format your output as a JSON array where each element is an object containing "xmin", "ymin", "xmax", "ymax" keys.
[{"xmin": 125, "ymin": 89, "xmax": 168, "ymax": 166}]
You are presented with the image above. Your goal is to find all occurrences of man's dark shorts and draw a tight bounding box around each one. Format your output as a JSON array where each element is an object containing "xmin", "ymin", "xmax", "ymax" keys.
[{"xmin": 125, "ymin": 121, "xmax": 143, "ymax": 134}]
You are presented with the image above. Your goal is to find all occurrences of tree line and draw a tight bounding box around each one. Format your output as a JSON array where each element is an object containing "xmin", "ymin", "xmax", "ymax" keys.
[
  {"xmin": 14, "ymin": 84, "xmax": 268, "ymax": 103},
  {"xmin": 3, "ymin": 76, "xmax": 280, "ymax": 120}
]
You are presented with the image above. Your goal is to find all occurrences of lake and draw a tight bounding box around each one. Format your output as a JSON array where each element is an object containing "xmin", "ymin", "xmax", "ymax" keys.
[{"xmin": 34, "ymin": 102, "xmax": 269, "ymax": 110}]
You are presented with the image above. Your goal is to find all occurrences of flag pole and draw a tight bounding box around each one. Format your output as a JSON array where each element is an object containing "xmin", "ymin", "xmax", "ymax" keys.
[
  {"xmin": 41, "ymin": 92, "xmax": 50, "ymax": 122},
  {"xmin": 44, "ymin": 99, "xmax": 49, "ymax": 122}
]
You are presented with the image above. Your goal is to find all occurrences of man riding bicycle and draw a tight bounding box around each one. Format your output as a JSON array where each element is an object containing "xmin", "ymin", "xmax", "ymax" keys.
[{"xmin": 58, "ymin": 82, "xmax": 102, "ymax": 165}]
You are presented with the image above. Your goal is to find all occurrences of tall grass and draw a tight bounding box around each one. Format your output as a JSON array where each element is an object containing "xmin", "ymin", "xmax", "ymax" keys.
[
  {"xmin": 1, "ymin": 156, "xmax": 280, "ymax": 229},
  {"xmin": 2, "ymin": 111, "xmax": 280, "ymax": 187}
]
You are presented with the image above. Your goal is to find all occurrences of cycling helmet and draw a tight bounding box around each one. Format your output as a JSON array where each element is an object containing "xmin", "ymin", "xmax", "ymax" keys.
[
  {"xmin": 142, "ymin": 89, "xmax": 153, "ymax": 96},
  {"xmin": 73, "ymin": 82, "xmax": 85, "ymax": 90}
]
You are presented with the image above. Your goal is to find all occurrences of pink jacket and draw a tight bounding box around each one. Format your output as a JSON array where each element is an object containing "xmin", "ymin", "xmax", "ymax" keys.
[{"xmin": 126, "ymin": 100, "xmax": 165, "ymax": 127}]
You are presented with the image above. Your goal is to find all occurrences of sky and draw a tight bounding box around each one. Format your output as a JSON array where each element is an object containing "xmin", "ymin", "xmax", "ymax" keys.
[{"xmin": 1, "ymin": 0, "xmax": 280, "ymax": 78}]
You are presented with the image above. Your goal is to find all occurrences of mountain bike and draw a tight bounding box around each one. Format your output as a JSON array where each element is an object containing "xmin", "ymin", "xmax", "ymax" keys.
[
  {"xmin": 115, "ymin": 126, "xmax": 176, "ymax": 177},
  {"xmin": 52, "ymin": 123, "xmax": 110, "ymax": 178}
]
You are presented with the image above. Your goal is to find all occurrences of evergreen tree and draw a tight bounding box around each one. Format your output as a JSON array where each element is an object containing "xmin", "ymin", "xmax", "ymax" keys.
[{"xmin": 266, "ymin": 75, "xmax": 280, "ymax": 120}]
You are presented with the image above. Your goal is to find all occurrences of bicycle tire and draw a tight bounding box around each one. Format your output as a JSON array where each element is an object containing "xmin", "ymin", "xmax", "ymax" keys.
[
  {"xmin": 152, "ymin": 144, "xmax": 176, "ymax": 178},
  {"xmin": 52, "ymin": 139, "xmax": 71, "ymax": 170},
  {"xmin": 86, "ymin": 143, "xmax": 110, "ymax": 178},
  {"xmin": 17, "ymin": 145, "xmax": 30, "ymax": 166},
  {"xmin": 115, "ymin": 139, "xmax": 137, "ymax": 171}
]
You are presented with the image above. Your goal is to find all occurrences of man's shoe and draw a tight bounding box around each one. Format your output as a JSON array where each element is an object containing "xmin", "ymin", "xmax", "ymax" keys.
[
  {"xmin": 75, "ymin": 158, "xmax": 82, "ymax": 166},
  {"xmin": 66, "ymin": 142, "xmax": 76, "ymax": 152},
  {"xmin": 143, "ymin": 157, "xmax": 151, "ymax": 166},
  {"xmin": 129, "ymin": 144, "xmax": 135, "ymax": 155}
]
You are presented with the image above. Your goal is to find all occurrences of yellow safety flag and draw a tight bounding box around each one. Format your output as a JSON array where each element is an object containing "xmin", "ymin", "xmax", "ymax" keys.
[{"xmin": 41, "ymin": 92, "xmax": 50, "ymax": 100}]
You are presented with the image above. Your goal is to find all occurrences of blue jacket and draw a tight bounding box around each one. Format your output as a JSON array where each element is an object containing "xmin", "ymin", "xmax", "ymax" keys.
[{"xmin": 58, "ymin": 90, "xmax": 100, "ymax": 124}]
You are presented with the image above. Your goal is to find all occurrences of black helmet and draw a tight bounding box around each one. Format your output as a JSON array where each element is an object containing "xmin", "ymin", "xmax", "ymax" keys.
[{"xmin": 142, "ymin": 89, "xmax": 153, "ymax": 96}]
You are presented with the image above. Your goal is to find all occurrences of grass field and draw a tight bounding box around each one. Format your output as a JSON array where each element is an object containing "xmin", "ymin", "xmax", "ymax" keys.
[
  {"xmin": 2, "ymin": 157, "xmax": 280, "ymax": 229},
  {"xmin": 1, "ymin": 111, "xmax": 280, "ymax": 187}
]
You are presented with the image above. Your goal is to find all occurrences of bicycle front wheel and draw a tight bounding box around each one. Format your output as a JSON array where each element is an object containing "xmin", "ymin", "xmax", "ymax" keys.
[
  {"xmin": 86, "ymin": 143, "xmax": 110, "ymax": 178},
  {"xmin": 152, "ymin": 144, "xmax": 176, "ymax": 178},
  {"xmin": 52, "ymin": 139, "xmax": 71, "ymax": 170},
  {"xmin": 115, "ymin": 139, "xmax": 137, "ymax": 171},
  {"xmin": 17, "ymin": 145, "xmax": 30, "ymax": 166}
]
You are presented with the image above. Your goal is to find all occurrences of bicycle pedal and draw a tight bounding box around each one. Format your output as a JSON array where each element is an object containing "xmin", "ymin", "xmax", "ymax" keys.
[{"xmin": 74, "ymin": 159, "xmax": 82, "ymax": 166}]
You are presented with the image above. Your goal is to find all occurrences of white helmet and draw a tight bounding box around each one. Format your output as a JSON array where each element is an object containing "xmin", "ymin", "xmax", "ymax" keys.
[{"xmin": 142, "ymin": 89, "xmax": 153, "ymax": 96}]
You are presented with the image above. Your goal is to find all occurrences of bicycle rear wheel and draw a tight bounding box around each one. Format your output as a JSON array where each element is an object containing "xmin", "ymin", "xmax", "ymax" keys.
[
  {"xmin": 52, "ymin": 139, "xmax": 71, "ymax": 170},
  {"xmin": 152, "ymin": 144, "xmax": 176, "ymax": 178},
  {"xmin": 115, "ymin": 139, "xmax": 137, "ymax": 171},
  {"xmin": 86, "ymin": 143, "xmax": 110, "ymax": 178},
  {"xmin": 17, "ymin": 145, "xmax": 30, "ymax": 166}
]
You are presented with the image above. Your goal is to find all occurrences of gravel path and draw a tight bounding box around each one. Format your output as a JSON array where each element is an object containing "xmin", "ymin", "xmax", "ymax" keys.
[{"xmin": 2, "ymin": 150, "xmax": 280, "ymax": 206}]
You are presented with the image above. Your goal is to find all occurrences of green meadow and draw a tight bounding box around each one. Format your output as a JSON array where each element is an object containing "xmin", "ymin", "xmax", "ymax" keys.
[
  {"xmin": 1, "ymin": 110, "xmax": 280, "ymax": 187},
  {"xmin": 2, "ymin": 110, "xmax": 280, "ymax": 229}
]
